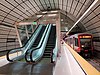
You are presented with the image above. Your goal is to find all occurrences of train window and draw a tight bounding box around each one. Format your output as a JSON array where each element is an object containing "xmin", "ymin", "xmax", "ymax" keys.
[
  {"xmin": 75, "ymin": 38, "xmax": 78, "ymax": 46},
  {"xmin": 70, "ymin": 38, "xmax": 72, "ymax": 44},
  {"xmin": 80, "ymin": 38, "xmax": 91, "ymax": 47}
]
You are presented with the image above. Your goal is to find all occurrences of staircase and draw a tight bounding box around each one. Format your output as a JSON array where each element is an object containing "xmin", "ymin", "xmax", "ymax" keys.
[{"xmin": 43, "ymin": 26, "xmax": 56, "ymax": 58}]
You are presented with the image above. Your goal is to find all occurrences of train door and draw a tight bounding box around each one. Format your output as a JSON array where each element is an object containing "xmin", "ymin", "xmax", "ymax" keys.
[{"xmin": 73, "ymin": 37, "xmax": 75, "ymax": 50}]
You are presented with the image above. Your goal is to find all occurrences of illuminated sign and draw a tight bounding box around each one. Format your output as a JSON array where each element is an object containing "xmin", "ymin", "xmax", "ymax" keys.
[
  {"xmin": 32, "ymin": 21, "xmax": 37, "ymax": 25},
  {"xmin": 79, "ymin": 36, "xmax": 91, "ymax": 38}
]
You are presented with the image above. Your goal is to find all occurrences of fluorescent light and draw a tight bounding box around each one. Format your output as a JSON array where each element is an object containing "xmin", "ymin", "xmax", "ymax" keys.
[
  {"xmin": 51, "ymin": 11, "xmax": 58, "ymax": 13},
  {"xmin": 48, "ymin": 14, "xmax": 57, "ymax": 16},
  {"xmin": 65, "ymin": 27, "xmax": 68, "ymax": 31},
  {"xmin": 61, "ymin": 19, "xmax": 63, "ymax": 21},
  {"xmin": 42, "ymin": 11, "xmax": 47, "ymax": 13},
  {"xmin": 37, "ymin": 15, "xmax": 42, "ymax": 17}
]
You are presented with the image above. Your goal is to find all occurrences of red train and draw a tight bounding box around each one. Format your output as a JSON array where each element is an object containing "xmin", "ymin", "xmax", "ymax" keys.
[{"xmin": 65, "ymin": 33, "xmax": 93, "ymax": 57}]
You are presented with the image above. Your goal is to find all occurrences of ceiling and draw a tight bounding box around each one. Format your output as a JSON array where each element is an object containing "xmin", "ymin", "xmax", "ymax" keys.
[{"xmin": 0, "ymin": 0, "xmax": 100, "ymax": 37}]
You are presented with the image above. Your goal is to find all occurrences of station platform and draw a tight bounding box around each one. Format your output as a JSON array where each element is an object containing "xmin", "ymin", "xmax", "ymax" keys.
[
  {"xmin": 0, "ymin": 42, "xmax": 99, "ymax": 75},
  {"xmin": 54, "ymin": 42, "xmax": 100, "ymax": 75}
]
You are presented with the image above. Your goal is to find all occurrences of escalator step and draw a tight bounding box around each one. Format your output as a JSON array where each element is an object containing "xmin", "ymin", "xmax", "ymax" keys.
[
  {"xmin": 43, "ymin": 56, "xmax": 51, "ymax": 58},
  {"xmin": 44, "ymin": 51, "xmax": 51, "ymax": 53}
]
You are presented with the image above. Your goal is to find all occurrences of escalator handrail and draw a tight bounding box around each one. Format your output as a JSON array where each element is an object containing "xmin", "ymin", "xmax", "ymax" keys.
[
  {"xmin": 23, "ymin": 24, "xmax": 40, "ymax": 47},
  {"xmin": 6, "ymin": 24, "xmax": 42, "ymax": 62},
  {"xmin": 25, "ymin": 24, "xmax": 50, "ymax": 62},
  {"xmin": 30, "ymin": 24, "xmax": 52, "ymax": 62}
]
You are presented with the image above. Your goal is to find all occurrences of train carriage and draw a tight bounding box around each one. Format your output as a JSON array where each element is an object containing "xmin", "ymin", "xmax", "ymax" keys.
[{"xmin": 65, "ymin": 33, "xmax": 93, "ymax": 57}]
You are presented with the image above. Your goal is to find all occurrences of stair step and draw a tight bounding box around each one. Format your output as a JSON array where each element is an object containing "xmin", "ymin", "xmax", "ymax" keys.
[
  {"xmin": 46, "ymin": 44, "xmax": 55, "ymax": 46},
  {"xmin": 33, "ymin": 45, "xmax": 37, "ymax": 46},
  {"xmin": 44, "ymin": 52, "xmax": 51, "ymax": 54},
  {"xmin": 44, "ymin": 54, "xmax": 50, "ymax": 56},
  {"xmin": 43, "ymin": 56, "xmax": 51, "ymax": 58},
  {"xmin": 44, "ymin": 50, "xmax": 51, "ymax": 53},
  {"xmin": 45, "ymin": 47, "xmax": 53, "ymax": 49},
  {"xmin": 46, "ymin": 45, "xmax": 54, "ymax": 48}
]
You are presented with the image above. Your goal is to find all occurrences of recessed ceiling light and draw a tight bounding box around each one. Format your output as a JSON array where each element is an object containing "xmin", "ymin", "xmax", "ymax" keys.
[
  {"xmin": 48, "ymin": 14, "xmax": 57, "ymax": 16},
  {"xmin": 37, "ymin": 15, "xmax": 42, "ymax": 17},
  {"xmin": 51, "ymin": 11, "xmax": 58, "ymax": 13},
  {"xmin": 42, "ymin": 11, "xmax": 47, "ymax": 13},
  {"xmin": 61, "ymin": 19, "xmax": 63, "ymax": 21}
]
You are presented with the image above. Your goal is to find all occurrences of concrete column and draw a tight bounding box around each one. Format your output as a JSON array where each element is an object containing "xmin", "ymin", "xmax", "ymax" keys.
[
  {"xmin": 25, "ymin": 25, "xmax": 29, "ymax": 39},
  {"xmin": 31, "ymin": 24, "xmax": 34, "ymax": 32},
  {"xmin": 56, "ymin": 12, "xmax": 61, "ymax": 51},
  {"xmin": 15, "ymin": 23, "xmax": 22, "ymax": 47}
]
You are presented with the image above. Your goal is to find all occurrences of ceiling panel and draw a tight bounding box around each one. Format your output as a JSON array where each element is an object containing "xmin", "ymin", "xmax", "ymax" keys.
[
  {"xmin": 10, "ymin": 0, "xmax": 18, "ymax": 6},
  {"xmin": 36, "ymin": 0, "xmax": 44, "ymax": 10},
  {"xmin": 50, "ymin": 0, "xmax": 55, "ymax": 9},
  {"xmin": 80, "ymin": 0, "xmax": 86, "ymax": 4},
  {"xmin": 88, "ymin": 16, "xmax": 99, "ymax": 25},
  {"xmin": 44, "ymin": 0, "xmax": 51, "ymax": 9},
  {"xmin": 87, "ymin": 22, "xmax": 100, "ymax": 31},
  {"xmin": 0, "ymin": 4, "xmax": 11, "ymax": 12},
  {"xmin": 54, "ymin": 0, "xmax": 58, "ymax": 9},
  {"xmin": 29, "ymin": 0, "xmax": 40, "ymax": 11},
  {"xmin": 68, "ymin": 0, "xmax": 72, "ymax": 7},
  {"xmin": 0, "ymin": 16, "xmax": 4, "ymax": 20},
  {"xmin": 0, "ymin": 0, "xmax": 14, "ymax": 8},
  {"xmin": 71, "ymin": 0, "xmax": 77, "ymax": 14},
  {"xmin": 4, "ymin": 18, "xmax": 15, "ymax": 23},
  {"xmin": 0, "ymin": 0, "xmax": 99, "ymax": 36}
]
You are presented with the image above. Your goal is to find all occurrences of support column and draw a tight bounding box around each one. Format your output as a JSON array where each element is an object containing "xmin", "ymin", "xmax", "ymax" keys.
[
  {"xmin": 15, "ymin": 23, "xmax": 22, "ymax": 47},
  {"xmin": 31, "ymin": 24, "xmax": 34, "ymax": 32},
  {"xmin": 56, "ymin": 12, "xmax": 61, "ymax": 51},
  {"xmin": 25, "ymin": 25, "xmax": 29, "ymax": 39}
]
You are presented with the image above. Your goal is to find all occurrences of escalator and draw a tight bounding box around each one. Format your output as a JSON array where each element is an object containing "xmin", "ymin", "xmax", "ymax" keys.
[
  {"xmin": 4, "ymin": 24, "xmax": 56, "ymax": 75},
  {"xmin": 28, "ymin": 25, "xmax": 56, "ymax": 62},
  {"xmin": 43, "ymin": 26, "xmax": 56, "ymax": 59},
  {"xmin": 32, "ymin": 26, "xmax": 46, "ymax": 48},
  {"xmin": 28, "ymin": 25, "xmax": 56, "ymax": 75},
  {"xmin": 6, "ymin": 25, "xmax": 44, "ymax": 62},
  {"xmin": 25, "ymin": 25, "xmax": 50, "ymax": 62}
]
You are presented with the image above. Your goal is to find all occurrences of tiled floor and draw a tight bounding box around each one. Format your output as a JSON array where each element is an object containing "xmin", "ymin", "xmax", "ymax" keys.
[{"xmin": 0, "ymin": 58, "xmax": 54, "ymax": 75}]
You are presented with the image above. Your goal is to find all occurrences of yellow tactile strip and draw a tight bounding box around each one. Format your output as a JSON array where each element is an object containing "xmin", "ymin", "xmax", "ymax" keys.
[{"xmin": 64, "ymin": 43, "xmax": 100, "ymax": 75}]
